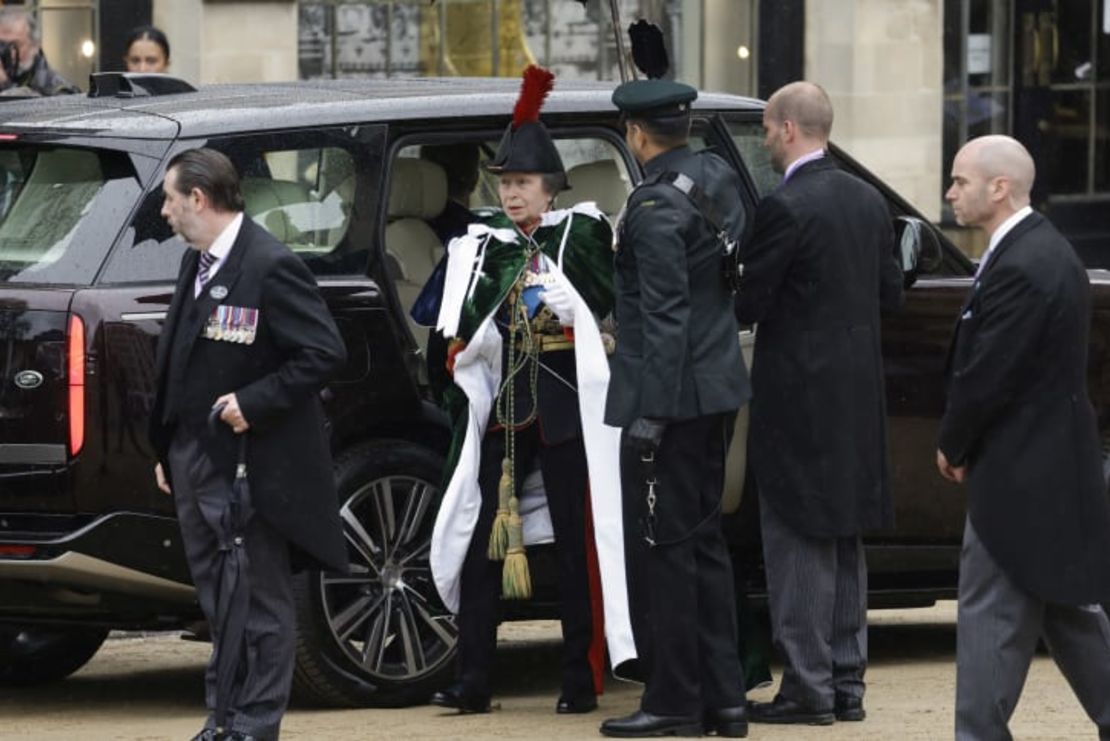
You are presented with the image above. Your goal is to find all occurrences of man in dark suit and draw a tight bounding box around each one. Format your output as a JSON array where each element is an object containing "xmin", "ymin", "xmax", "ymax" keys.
[
  {"xmin": 735, "ymin": 81, "xmax": 904, "ymax": 725},
  {"xmin": 938, "ymin": 134, "xmax": 1110, "ymax": 740},
  {"xmin": 149, "ymin": 148, "xmax": 347, "ymax": 741},
  {"xmin": 600, "ymin": 79, "xmax": 751, "ymax": 739}
]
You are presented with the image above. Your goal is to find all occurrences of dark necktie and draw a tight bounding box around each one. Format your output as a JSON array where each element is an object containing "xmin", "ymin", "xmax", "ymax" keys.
[{"xmin": 197, "ymin": 250, "xmax": 217, "ymax": 288}]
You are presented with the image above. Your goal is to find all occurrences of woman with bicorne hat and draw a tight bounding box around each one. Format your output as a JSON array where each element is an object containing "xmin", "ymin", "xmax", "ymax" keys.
[{"xmin": 429, "ymin": 65, "xmax": 636, "ymax": 715}]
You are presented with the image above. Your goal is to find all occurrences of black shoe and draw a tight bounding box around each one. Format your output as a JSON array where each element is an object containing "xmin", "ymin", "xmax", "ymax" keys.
[
  {"xmin": 703, "ymin": 705, "xmax": 749, "ymax": 737},
  {"xmin": 600, "ymin": 709, "xmax": 703, "ymax": 737},
  {"xmin": 834, "ymin": 694, "xmax": 866, "ymax": 721},
  {"xmin": 556, "ymin": 694, "xmax": 598, "ymax": 714},
  {"xmin": 748, "ymin": 695, "xmax": 835, "ymax": 725},
  {"xmin": 190, "ymin": 730, "xmax": 223, "ymax": 741},
  {"xmin": 430, "ymin": 685, "xmax": 491, "ymax": 714},
  {"xmin": 224, "ymin": 734, "xmax": 260, "ymax": 741}
]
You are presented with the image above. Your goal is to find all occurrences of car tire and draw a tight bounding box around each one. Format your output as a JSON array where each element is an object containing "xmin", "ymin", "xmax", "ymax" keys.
[
  {"xmin": 0, "ymin": 626, "xmax": 109, "ymax": 685},
  {"xmin": 291, "ymin": 440, "xmax": 456, "ymax": 708}
]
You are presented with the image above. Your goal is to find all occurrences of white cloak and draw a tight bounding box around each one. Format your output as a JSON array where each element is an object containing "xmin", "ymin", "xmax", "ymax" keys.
[{"xmin": 429, "ymin": 205, "xmax": 637, "ymax": 673}]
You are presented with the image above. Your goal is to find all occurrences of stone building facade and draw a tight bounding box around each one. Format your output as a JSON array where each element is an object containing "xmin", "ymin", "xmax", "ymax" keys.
[{"xmin": 25, "ymin": 0, "xmax": 1110, "ymax": 259}]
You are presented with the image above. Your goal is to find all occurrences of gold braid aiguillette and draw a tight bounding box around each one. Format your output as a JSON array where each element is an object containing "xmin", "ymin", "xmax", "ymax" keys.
[
  {"xmin": 488, "ymin": 261, "xmax": 540, "ymax": 599},
  {"xmin": 488, "ymin": 458, "xmax": 511, "ymax": 561},
  {"xmin": 502, "ymin": 494, "xmax": 532, "ymax": 599}
]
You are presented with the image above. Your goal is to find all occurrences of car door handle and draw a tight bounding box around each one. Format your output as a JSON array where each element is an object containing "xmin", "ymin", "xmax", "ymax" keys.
[{"xmin": 120, "ymin": 311, "xmax": 168, "ymax": 322}]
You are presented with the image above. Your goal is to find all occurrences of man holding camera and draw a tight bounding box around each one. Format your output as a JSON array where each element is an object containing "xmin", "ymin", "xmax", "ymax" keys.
[{"xmin": 0, "ymin": 7, "xmax": 79, "ymax": 97}]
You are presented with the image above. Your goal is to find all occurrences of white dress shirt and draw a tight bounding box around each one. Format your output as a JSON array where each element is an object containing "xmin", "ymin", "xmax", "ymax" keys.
[
  {"xmin": 782, "ymin": 148, "xmax": 826, "ymax": 183},
  {"xmin": 194, "ymin": 212, "xmax": 244, "ymax": 298},
  {"xmin": 975, "ymin": 205, "xmax": 1033, "ymax": 279}
]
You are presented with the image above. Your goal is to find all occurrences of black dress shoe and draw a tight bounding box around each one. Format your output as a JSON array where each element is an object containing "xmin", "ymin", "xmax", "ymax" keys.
[
  {"xmin": 834, "ymin": 694, "xmax": 866, "ymax": 721},
  {"xmin": 430, "ymin": 685, "xmax": 491, "ymax": 714},
  {"xmin": 556, "ymin": 694, "xmax": 598, "ymax": 714},
  {"xmin": 748, "ymin": 695, "xmax": 834, "ymax": 725},
  {"xmin": 190, "ymin": 729, "xmax": 223, "ymax": 741},
  {"xmin": 703, "ymin": 705, "xmax": 749, "ymax": 737},
  {"xmin": 600, "ymin": 709, "xmax": 703, "ymax": 737}
]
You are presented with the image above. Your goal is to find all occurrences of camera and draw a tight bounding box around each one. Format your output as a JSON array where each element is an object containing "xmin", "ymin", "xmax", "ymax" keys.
[{"xmin": 0, "ymin": 41, "xmax": 21, "ymax": 82}]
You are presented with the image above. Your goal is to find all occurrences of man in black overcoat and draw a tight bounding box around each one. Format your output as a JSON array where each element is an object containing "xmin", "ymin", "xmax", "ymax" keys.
[
  {"xmin": 937, "ymin": 134, "xmax": 1110, "ymax": 740},
  {"xmin": 735, "ymin": 82, "xmax": 904, "ymax": 725},
  {"xmin": 600, "ymin": 79, "xmax": 751, "ymax": 739},
  {"xmin": 149, "ymin": 148, "xmax": 347, "ymax": 741}
]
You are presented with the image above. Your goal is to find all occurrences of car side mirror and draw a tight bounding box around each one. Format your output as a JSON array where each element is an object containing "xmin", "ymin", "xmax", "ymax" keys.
[{"xmin": 894, "ymin": 216, "xmax": 943, "ymax": 285}]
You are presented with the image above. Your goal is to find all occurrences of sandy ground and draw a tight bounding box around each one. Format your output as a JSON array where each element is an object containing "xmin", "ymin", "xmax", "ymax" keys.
[{"xmin": 0, "ymin": 602, "xmax": 1099, "ymax": 740}]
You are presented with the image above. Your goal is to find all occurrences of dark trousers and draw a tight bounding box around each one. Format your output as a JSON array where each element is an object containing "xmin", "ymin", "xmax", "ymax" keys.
[
  {"xmin": 622, "ymin": 413, "xmax": 746, "ymax": 716},
  {"xmin": 956, "ymin": 518, "xmax": 1110, "ymax": 741},
  {"xmin": 759, "ymin": 500, "xmax": 867, "ymax": 709},
  {"xmin": 169, "ymin": 429, "xmax": 295, "ymax": 741},
  {"xmin": 456, "ymin": 424, "xmax": 595, "ymax": 700}
]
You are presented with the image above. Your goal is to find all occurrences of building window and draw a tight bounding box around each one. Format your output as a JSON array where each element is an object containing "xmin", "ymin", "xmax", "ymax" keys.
[
  {"xmin": 942, "ymin": 0, "xmax": 1013, "ymax": 222},
  {"xmin": 296, "ymin": 0, "xmax": 681, "ymax": 82},
  {"xmin": 1029, "ymin": 0, "xmax": 1110, "ymax": 198},
  {"xmin": 944, "ymin": 0, "xmax": 1110, "ymax": 215}
]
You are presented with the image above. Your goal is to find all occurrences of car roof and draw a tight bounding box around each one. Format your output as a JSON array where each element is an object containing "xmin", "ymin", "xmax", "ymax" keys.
[{"xmin": 0, "ymin": 77, "xmax": 764, "ymax": 140}]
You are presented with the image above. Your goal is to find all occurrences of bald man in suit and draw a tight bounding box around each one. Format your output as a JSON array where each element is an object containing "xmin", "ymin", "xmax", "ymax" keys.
[{"xmin": 939, "ymin": 135, "xmax": 1110, "ymax": 741}]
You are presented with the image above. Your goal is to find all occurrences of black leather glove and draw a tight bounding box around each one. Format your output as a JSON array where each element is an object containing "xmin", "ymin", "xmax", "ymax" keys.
[{"xmin": 627, "ymin": 417, "xmax": 667, "ymax": 458}]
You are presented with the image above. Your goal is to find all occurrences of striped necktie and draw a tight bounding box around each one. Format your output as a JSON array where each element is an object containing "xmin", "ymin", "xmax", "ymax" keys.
[{"xmin": 197, "ymin": 250, "xmax": 217, "ymax": 287}]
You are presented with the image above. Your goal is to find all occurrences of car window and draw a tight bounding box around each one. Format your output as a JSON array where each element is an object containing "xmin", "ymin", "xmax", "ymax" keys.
[
  {"xmin": 687, "ymin": 117, "xmax": 776, "ymax": 202},
  {"xmin": 244, "ymin": 147, "xmax": 356, "ymax": 258},
  {"xmin": 100, "ymin": 188, "xmax": 186, "ymax": 284},
  {"xmin": 386, "ymin": 134, "xmax": 631, "ymax": 347},
  {"xmin": 0, "ymin": 146, "xmax": 141, "ymax": 285},
  {"xmin": 103, "ymin": 130, "xmax": 380, "ymax": 284},
  {"xmin": 470, "ymin": 137, "xmax": 632, "ymax": 219},
  {"xmin": 721, "ymin": 118, "xmax": 779, "ymax": 198}
]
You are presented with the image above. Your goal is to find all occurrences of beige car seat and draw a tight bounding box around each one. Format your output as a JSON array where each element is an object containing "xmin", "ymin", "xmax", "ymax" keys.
[
  {"xmin": 565, "ymin": 160, "xmax": 629, "ymax": 218},
  {"xmin": 384, "ymin": 158, "xmax": 448, "ymax": 346},
  {"xmin": 241, "ymin": 177, "xmax": 313, "ymax": 245}
]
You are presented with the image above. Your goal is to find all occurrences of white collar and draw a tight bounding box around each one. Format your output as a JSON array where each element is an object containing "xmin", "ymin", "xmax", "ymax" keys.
[
  {"xmin": 783, "ymin": 148, "xmax": 826, "ymax": 183},
  {"xmin": 205, "ymin": 212, "xmax": 244, "ymax": 262},
  {"xmin": 194, "ymin": 212, "xmax": 243, "ymax": 296},
  {"xmin": 987, "ymin": 206, "xmax": 1033, "ymax": 253},
  {"xmin": 976, "ymin": 206, "xmax": 1033, "ymax": 278}
]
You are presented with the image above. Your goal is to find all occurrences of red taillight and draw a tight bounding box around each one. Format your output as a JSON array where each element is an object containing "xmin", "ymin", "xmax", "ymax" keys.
[
  {"xmin": 0, "ymin": 545, "xmax": 36, "ymax": 558},
  {"xmin": 67, "ymin": 314, "xmax": 85, "ymax": 456},
  {"xmin": 0, "ymin": 133, "xmax": 18, "ymax": 141}
]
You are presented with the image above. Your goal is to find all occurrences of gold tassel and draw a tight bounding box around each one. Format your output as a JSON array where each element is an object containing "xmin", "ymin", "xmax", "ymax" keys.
[
  {"xmin": 501, "ymin": 495, "xmax": 532, "ymax": 600},
  {"xmin": 488, "ymin": 458, "xmax": 511, "ymax": 561}
]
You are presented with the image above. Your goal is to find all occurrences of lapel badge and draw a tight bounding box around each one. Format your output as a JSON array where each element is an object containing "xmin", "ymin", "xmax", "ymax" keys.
[{"xmin": 209, "ymin": 285, "xmax": 229, "ymax": 301}]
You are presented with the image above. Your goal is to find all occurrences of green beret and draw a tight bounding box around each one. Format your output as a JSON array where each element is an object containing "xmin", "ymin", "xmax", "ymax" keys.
[{"xmin": 612, "ymin": 79, "xmax": 697, "ymax": 116}]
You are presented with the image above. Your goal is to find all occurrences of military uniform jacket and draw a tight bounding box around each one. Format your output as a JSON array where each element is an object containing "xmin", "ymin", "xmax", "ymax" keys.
[
  {"xmin": 939, "ymin": 212, "xmax": 1110, "ymax": 605},
  {"xmin": 149, "ymin": 217, "xmax": 348, "ymax": 572},
  {"xmin": 735, "ymin": 157, "xmax": 904, "ymax": 538},
  {"xmin": 605, "ymin": 146, "xmax": 751, "ymax": 427}
]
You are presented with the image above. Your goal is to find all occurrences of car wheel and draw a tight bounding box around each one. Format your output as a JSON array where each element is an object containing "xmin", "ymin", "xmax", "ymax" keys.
[
  {"xmin": 0, "ymin": 626, "xmax": 109, "ymax": 685},
  {"xmin": 292, "ymin": 440, "xmax": 456, "ymax": 707}
]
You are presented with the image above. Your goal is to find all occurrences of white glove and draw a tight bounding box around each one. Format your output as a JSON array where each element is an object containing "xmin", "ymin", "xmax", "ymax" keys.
[{"xmin": 540, "ymin": 282, "xmax": 576, "ymax": 326}]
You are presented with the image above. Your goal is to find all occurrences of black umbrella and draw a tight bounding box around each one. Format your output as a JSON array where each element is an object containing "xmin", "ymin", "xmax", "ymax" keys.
[{"xmin": 203, "ymin": 402, "xmax": 254, "ymax": 735}]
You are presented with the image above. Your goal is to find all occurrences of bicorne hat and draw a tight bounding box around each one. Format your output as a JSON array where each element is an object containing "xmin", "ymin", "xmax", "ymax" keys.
[{"xmin": 486, "ymin": 65, "xmax": 566, "ymax": 180}]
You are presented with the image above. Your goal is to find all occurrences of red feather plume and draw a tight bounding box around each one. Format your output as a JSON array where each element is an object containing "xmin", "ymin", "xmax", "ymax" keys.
[{"xmin": 512, "ymin": 65, "xmax": 555, "ymax": 130}]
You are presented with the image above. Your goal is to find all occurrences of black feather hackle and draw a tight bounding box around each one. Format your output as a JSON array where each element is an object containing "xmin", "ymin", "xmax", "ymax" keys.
[{"xmin": 629, "ymin": 19, "xmax": 669, "ymax": 80}]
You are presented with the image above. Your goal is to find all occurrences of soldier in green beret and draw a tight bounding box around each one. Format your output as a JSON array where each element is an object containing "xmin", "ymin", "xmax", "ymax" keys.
[{"xmin": 600, "ymin": 78, "xmax": 752, "ymax": 739}]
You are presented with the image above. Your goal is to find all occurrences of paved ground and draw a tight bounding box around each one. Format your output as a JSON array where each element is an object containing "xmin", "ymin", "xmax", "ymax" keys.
[{"xmin": 0, "ymin": 602, "xmax": 1099, "ymax": 740}]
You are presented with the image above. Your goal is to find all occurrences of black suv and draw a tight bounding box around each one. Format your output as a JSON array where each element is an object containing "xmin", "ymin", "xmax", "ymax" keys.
[{"xmin": 1, "ymin": 74, "xmax": 1106, "ymax": 708}]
